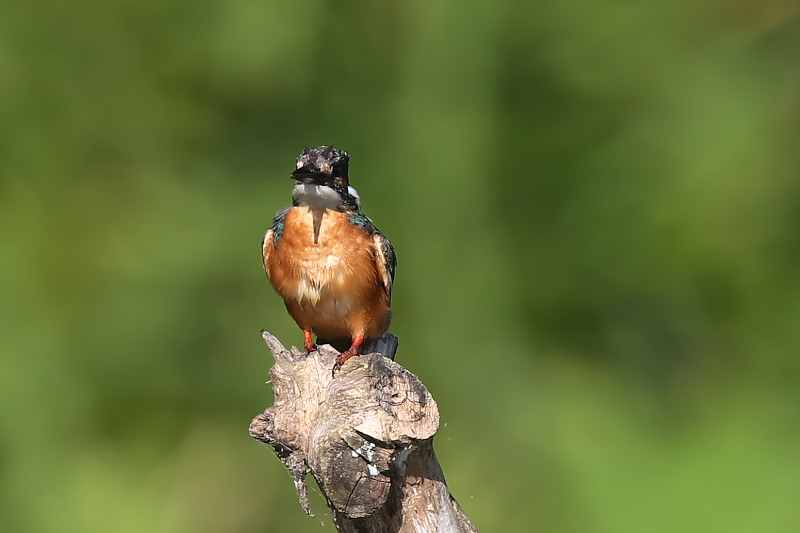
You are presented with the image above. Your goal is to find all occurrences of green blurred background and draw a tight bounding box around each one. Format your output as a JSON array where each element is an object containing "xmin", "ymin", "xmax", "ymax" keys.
[{"xmin": 2, "ymin": 0, "xmax": 800, "ymax": 531}]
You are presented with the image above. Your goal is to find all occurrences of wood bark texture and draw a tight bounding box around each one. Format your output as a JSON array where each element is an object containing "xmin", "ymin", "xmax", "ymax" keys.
[{"xmin": 249, "ymin": 331, "xmax": 478, "ymax": 533}]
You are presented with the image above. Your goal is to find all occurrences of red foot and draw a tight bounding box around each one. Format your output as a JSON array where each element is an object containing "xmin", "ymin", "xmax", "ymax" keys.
[
  {"xmin": 303, "ymin": 330, "xmax": 317, "ymax": 353},
  {"xmin": 332, "ymin": 333, "xmax": 365, "ymax": 375}
]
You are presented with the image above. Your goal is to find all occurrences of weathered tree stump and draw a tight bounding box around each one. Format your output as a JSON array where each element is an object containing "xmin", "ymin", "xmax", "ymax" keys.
[{"xmin": 249, "ymin": 331, "xmax": 478, "ymax": 533}]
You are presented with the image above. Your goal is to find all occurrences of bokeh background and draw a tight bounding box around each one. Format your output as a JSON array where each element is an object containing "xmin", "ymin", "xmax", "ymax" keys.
[{"xmin": 3, "ymin": 0, "xmax": 800, "ymax": 531}]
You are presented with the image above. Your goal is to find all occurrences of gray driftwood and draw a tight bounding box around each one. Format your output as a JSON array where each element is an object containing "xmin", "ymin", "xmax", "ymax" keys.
[{"xmin": 249, "ymin": 331, "xmax": 478, "ymax": 533}]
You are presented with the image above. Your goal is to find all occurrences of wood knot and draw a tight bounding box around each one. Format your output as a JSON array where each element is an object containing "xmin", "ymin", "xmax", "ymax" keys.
[
  {"xmin": 369, "ymin": 356, "xmax": 428, "ymax": 421},
  {"xmin": 249, "ymin": 412, "xmax": 275, "ymax": 444},
  {"xmin": 250, "ymin": 409, "xmax": 294, "ymax": 458}
]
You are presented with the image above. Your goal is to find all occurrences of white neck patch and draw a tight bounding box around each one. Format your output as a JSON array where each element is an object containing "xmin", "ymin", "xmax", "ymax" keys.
[{"xmin": 348, "ymin": 186, "xmax": 362, "ymax": 209}]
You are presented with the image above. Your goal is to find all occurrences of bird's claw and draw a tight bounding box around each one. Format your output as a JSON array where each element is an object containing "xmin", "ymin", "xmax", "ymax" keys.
[{"xmin": 331, "ymin": 350, "xmax": 358, "ymax": 377}]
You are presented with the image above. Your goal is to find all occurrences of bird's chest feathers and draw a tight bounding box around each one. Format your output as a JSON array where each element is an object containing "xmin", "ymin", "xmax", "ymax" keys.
[{"xmin": 274, "ymin": 207, "xmax": 374, "ymax": 304}]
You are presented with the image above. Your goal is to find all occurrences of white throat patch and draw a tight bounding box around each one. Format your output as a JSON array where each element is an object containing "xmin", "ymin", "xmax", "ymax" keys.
[
  {"xmin": 292, "ymin": 183, "xmax": 362, "ymax": 210},
  {"xmin": 292, "ymin": 183, "xmax": 342, "ymax": 210}
]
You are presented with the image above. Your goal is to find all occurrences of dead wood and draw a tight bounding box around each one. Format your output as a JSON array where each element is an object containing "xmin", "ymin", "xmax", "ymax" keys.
[{"xmin": 249, "ymin": 331, "xmax": 478, "ymax": 533}]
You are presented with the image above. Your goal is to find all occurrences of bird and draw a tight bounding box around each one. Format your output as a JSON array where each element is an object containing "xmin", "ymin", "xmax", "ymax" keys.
[{"xmin": 262, "ymin": 146, "xmax": 396, "ymax": 373}]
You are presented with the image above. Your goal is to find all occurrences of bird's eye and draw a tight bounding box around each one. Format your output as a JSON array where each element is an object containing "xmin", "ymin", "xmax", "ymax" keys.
[{"xmin": 332, "ymin": 160, "xmax": 349, "ymax": 177}]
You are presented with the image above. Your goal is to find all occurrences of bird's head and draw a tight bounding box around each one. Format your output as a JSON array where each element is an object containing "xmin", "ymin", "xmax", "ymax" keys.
[
  {"xmin": 292, "ymin": 145, "xmax": 350, "ymax": 188},
  {"xmin": 291, "ymin": 146, "xmax": 361, "ymax": 210}
]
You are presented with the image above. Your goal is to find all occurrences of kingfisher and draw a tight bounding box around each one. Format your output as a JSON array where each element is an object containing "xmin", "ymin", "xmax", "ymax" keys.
[{"xmin": 262, "ymin": 146, "xmax": 396, "ymax": 373}]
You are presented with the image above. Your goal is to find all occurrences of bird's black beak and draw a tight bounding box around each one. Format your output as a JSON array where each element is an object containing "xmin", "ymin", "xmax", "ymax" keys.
[{"xmin": 291, "ymin": 166, "xmax": 328, "ymax": 185}]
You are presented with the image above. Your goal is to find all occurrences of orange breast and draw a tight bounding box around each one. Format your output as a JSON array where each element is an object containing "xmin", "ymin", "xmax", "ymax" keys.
[{"xmin": 263, "ymin": 207, "xmax": 391, "ymax": 340}]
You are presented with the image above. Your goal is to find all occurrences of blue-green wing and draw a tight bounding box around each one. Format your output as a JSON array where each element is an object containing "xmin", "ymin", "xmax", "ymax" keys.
[
  {"xmin": 262, "ymin": 208, "xmax": 290, "ymax": 270},
  {"xmin": 373, "ymin": 232, "xmax": 396, "ymax": 297}
]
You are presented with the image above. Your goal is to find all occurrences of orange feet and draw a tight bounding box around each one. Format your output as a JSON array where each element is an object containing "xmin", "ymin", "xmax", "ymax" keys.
[
  {"xmin": 332, "ymin": 333, "xmax": 365, "ymax": 375},
  {"xmin": 303, "ymin": 330, "xmax": 317, "ymax": 353}
]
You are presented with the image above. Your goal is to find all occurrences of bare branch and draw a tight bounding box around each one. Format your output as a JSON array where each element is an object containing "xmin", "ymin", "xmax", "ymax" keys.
[{"xmin": 250, "ymin": 333, "xmax": 478, "ymax": 532}]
